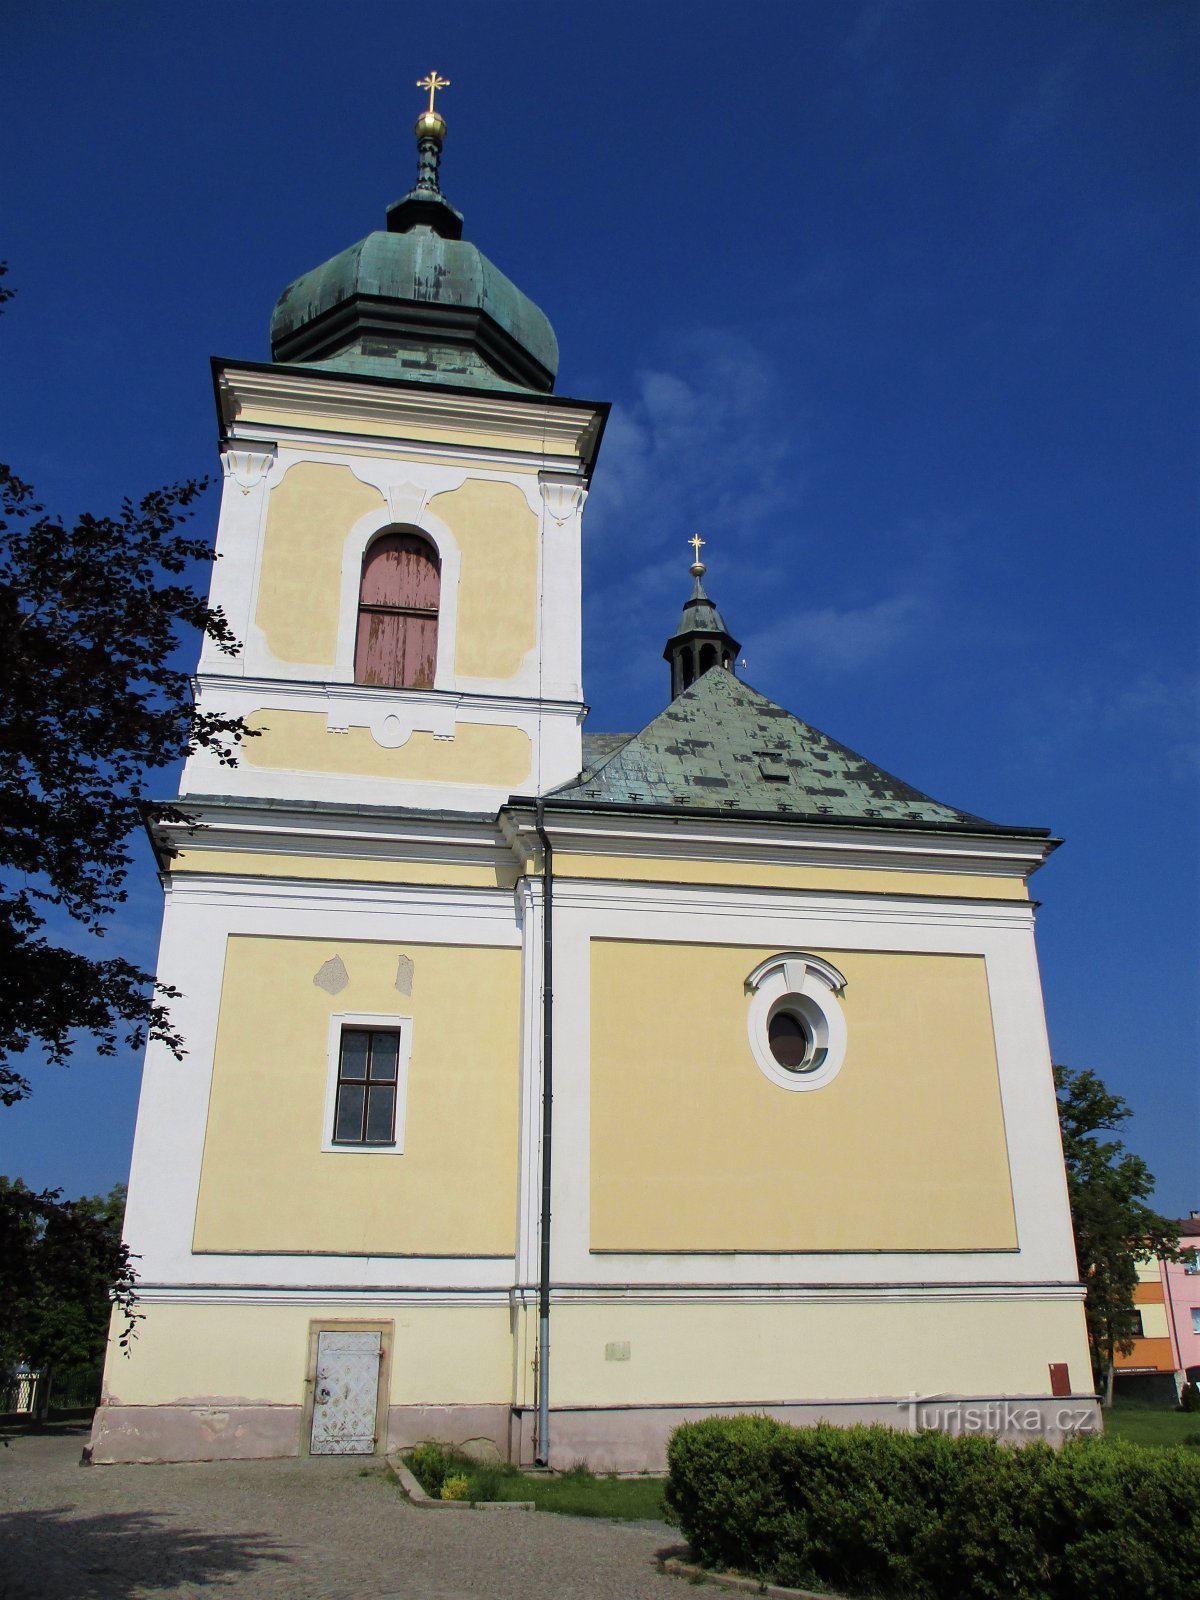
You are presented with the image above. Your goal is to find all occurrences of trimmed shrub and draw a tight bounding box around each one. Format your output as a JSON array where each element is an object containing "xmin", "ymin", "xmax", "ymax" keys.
[
  {"xmin": 665, "ymin": 1417, "xmax": 1200, "ymax": 1600},
  {"xmin": 1040, "ymin": 1436, "xmax": 1200, "ymax": 1599},
  {"xmin": 663, "ymin": 1414, "xmax": 792, "ymax": 1572},
  {"xmin": 406, "ymin": 1441, "xmax": 473, "ymax": 1497},
  {"xmin": 1179, "ymin": 1381, "xmax": 1200, "ymax": 1413}
]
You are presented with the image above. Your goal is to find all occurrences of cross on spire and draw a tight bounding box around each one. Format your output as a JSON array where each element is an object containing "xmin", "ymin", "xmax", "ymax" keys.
[
  {"xmin": 688, "ymin": 533, "xmax": 705, "ymax": 566},
  {"xmin": 417, "ymin": 71, "xmax": 450, "ymax": 114}
]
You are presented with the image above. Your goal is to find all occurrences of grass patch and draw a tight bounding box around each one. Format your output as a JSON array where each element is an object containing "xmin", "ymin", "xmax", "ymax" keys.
[
  {"xmin": 1104, "ymin": 1401, "xmax": 1200, "ymax": 1451},
  {"xmin": 404, "ymin": 1443, "xmax": 665, "ymax": 1519}
]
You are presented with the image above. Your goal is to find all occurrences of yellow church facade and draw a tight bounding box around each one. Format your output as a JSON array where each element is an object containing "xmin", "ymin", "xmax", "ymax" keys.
[{"xmin": 90, "ymin": 100, "xmax": 1094, "ymax": 1468}]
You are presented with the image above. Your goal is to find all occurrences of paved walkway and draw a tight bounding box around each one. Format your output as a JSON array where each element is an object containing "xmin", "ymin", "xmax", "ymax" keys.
[{"xmin": 0, "ymin": 1429, "xmax": 687, "ymax": 1599}]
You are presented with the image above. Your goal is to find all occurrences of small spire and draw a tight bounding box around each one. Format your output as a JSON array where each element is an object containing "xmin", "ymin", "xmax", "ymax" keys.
[
  {"xmin": 387, "ymin": 70, "xmax": 463, "ymax": 238},
  {"xmin": 413, "ymin": 71, "xmax": 450, "ymax": 193},
  {"xmin": 664, "ymin": 535, "xmax": 741, "ymax": 700}
]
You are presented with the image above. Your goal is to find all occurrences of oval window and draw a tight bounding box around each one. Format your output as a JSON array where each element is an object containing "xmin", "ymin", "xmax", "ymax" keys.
[{"xmin": 768, "ymin": 1009, "xmax": 812, "ymax": 1072}]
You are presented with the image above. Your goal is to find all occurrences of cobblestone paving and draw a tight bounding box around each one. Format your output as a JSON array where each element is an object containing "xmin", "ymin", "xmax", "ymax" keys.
[{"xmin": 0, "ymin": 1431, "xmax": 688, "ymax": 1599}]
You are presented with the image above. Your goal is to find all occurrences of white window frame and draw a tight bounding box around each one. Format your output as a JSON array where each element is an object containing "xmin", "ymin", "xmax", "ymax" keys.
[
  {"xmin": 322, "ymin": 1012, "xmax": 414, "ymax": 1155},
  {"xmin": 744, "ymin": 952, "xmax": 848, "ymax": 1093}
]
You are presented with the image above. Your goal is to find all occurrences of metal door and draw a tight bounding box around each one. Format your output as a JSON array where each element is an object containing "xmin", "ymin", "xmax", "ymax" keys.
[{"xmin": 309, "ymin": 1329, "xmax": 382, "ymax": 1455}]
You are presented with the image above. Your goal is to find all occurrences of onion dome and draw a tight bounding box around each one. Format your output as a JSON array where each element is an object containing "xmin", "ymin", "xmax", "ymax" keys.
[{"xmin": 269, "ymin": 76, "xmax": 558, "ymax": 393}]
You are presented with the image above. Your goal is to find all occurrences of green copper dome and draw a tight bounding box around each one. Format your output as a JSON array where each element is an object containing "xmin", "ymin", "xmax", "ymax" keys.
[{"xmin": 269, "ymin": 119, "xmax": 558, "ymax": 393}]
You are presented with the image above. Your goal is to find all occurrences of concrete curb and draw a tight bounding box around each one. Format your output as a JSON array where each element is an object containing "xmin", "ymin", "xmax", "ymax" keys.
[
  {"xmin": 386, "ymin": 1453, "xmax": 535, "ymax": 1511},
  {"xmin": 661, "ymin": 1556, "xmax": 845, "ymax": 1599}
]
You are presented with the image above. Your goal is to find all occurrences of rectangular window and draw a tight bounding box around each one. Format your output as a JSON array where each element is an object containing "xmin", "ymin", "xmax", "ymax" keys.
[
  {"xmin": 1183, "ymin": 1251, "xmax": 1199, "ymax": 1276},
  {"xmin": 333, "ymin": 1029, "xmax": 400, "ymax": 1146},
  {"xmin": 1191, "ymin": 1308, "xmax": 1200, "ymax": 1336},
  {"xmin": 1123, "ymin": 1309, "xmax": 1145, "ymax": 1339}
]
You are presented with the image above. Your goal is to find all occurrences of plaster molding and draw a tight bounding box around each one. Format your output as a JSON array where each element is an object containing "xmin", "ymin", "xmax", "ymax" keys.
[
  {"xmin": 538, "ymin": 472, "xmax": 589, "ymax": 525},
  {"xmin": 221, "ymin": 442, "xmax": 278, "ymax": 495},
  {"xmin": 743, "ymin": 951, "xmax": 849, "ymax": 1093},
  {"xmin": 386, "ymin": 479, "xmax": 431, "ymax": 525}
]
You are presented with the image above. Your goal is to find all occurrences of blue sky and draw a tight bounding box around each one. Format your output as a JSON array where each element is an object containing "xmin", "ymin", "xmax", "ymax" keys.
[{"xmin": 3, "ymin": 1, "xmax": 1197, "ymax": 1213}]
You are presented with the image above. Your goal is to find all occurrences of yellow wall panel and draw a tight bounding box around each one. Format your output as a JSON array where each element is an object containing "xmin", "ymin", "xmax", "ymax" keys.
[
  {"xmin": 170, "ymin": 849, "xmax": 518, "ymax": 890},
  {"xmin": 590, "ymin": 942, "xmax": 1016, "ymax": 1253},
  {"xmin": 557, "ymin": 853, "xmax": 1029, "ymax": 901},
  {"xmin": 103, "ymin": 1302, "xmax": 512, "ymax": 1406},
  {"xmin": 549, "ymin": 1298, "xmax": 1091, "ymax": 1406},
  {"xmin": 194, "ymin": 936, "xmax": 520, "ymax": 1255},
  {"xmin": 241, "ymin": 710, "xmax": 531, "ymax": 788},
  {"xmin": 256, "ymin": 463, "xmax": 384, "ymax": 664},
  {"xmin": 428, "ymin": 479, "xmax": 538, "ymax": 679}
]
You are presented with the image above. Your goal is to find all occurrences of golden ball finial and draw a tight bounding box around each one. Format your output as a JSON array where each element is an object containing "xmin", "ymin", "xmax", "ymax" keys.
[{"xmin": 415, "ymin": 108, "xmax": 446, "ymax": 142}]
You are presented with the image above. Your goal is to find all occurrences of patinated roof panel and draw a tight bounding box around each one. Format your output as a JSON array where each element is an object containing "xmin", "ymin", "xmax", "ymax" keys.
[{"xmin": 556, "ymin": 668, "xmax": 997, "ymax": 827}]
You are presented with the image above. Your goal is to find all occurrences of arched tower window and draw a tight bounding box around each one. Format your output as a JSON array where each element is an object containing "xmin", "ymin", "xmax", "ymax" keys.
[{"xmin": 354, "ymin": 531, "xmax": 441, "ymax": 689}]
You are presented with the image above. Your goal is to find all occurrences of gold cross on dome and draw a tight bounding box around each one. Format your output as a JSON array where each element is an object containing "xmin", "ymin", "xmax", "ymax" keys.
[
  {"xmin": 688, "ymin": 533, "xmax": 705, "ymax": 563},
  {"xmin": 417, "ymin": 71, "xmax": 450, "ymax": 113}
]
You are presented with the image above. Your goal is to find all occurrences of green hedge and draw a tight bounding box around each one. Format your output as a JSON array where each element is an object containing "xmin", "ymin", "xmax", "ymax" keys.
[{"xmin": 664, "ymin": 1416, "xmax": 1200, "ymax": 1599}]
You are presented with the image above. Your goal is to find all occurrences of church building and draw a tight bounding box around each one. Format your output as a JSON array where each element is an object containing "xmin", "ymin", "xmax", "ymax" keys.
[{"xmin": 90, "ymin": 84, "xmax": 1096, "ymax": 1468}]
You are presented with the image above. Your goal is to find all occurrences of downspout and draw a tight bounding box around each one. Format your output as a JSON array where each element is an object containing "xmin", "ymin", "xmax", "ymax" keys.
[
  {"xmin": 1163, "ymin": 1251, "xmax": 1182, "ymax": 1383},
  {"xmin": 533, "ymin": 800, "xmax": 554, "ymax": 1465}
]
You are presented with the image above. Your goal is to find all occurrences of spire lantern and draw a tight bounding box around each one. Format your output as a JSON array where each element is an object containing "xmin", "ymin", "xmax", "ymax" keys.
[{"xmin": 664, "ymin": 538, "xmax": 741, "ymax": 700}]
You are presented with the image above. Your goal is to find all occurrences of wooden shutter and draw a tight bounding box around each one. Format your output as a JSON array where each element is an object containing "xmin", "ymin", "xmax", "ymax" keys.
[{"xmin": 354, "ymin": 533, "xmax": 440, "ymax": 688}]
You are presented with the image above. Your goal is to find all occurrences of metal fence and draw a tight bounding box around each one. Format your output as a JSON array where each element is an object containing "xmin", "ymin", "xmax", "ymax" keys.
[{"xmin": 1, "ymin": 1367, "xmax": 102, "ymax": 1416}]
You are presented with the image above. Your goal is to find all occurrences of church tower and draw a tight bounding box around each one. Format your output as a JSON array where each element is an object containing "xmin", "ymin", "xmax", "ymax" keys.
[
  {"xmin": 92, "ymin": 84, "xmax": 1093, "ymax": 1470},
  {"xmin": 185, "ymin": 78, "xmax": 604, "ymax": 818}
]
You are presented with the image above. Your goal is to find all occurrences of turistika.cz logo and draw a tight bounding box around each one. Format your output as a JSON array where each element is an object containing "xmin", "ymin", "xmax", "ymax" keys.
[{"xmin": 899, "ymin": 1395, "xmax": 1098, "ymax": 1436}]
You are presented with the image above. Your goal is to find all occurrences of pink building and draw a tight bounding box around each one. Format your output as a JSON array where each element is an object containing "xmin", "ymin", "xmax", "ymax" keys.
[{"xmin": 1165, "ymin": 1215, "xmax": 1200, "ymax": 1382}]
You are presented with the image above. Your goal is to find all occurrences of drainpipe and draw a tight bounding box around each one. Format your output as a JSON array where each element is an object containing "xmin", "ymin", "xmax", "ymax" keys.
[
  {"xmin": 1163, "ymin": 1250, "xmax": 1182, "ymax": 1382},
  {"xmin": 533, "ymin": 800, "xmax": 554, "ymax": 1465}
]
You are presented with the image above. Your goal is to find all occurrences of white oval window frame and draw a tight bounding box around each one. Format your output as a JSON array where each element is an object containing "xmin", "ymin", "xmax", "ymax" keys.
[{"xmin": 745, "ymin": 953, "xmax": 848, "ymax": 1092}]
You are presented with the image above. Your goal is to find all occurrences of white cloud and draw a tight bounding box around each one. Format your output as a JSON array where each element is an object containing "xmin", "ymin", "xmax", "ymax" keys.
[
  {"xmin": 744, "ymin": 592, "xmax": 925, "ymax": 680},
  {"xmin": 586, "ymin": 328, "xmax": 801, "ymax": 545},
  {"xmin": 581, "ymin": 330, "xmax": 953, "ymax": 716}
]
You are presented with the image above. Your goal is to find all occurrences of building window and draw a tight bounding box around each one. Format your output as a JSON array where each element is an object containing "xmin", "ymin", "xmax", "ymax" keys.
[
  {"xmin": 744, "ymin": 953, "xmax": 848, "ymax": 1092},
  {"xmin": 768, "ymin": 1009, "xmax": 826, "ymax": 1073},
  {"xmin": 1183, "ymin": 1250, "xmax": 1199, "ymax": 1276},
  {"xmin": 1191, "ymin": 1308, "xmax": 1200, "ymax": 1335},
  {"xmin": 322, "ymin": 1015, "xmax": 413, "ymax": 1155},
  {"xmin": 354, "ymin": 531, "xmax": 440, "ymax": 689},
  {"xmin": 333, "ymin": 1029, "xmax": 400, "ymax": 1144},
  {"xmin": 1123, "ymin": 1309, "xmax": 1145, "ymax": 1339}
]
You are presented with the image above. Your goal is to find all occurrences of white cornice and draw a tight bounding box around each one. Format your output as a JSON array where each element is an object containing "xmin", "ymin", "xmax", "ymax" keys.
[
  {"xmin": 128, "ymin": 1279, "xmax": 1085, "ymax": 1308},
  {"xmin": 499, "ymin": 805, "xmax": 1054, "ymax": 880},
  {"xmin": 545, "ymin": 878, "xmax": 1036, "ymax": 928},
  {"xmin": 157, "ymin": 801, "xmax": 508, "ymax": 864},
  {"xmin": 217, "ymin": 364, "xmax": 604, "ymax": 472},
  {"xmin": 192, "ymin": 673, "xmax": 586, "ymax": 719}
]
